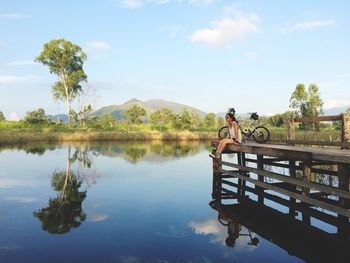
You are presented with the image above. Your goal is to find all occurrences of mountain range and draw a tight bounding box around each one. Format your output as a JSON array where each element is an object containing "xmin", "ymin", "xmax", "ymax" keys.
[
  {"xmin": 93, "ymin": 98, "xmax": 207, "ymax": 120},
  {"xmin": 47, "ymin": 99, "xmax": 350, "ymax": 122}
]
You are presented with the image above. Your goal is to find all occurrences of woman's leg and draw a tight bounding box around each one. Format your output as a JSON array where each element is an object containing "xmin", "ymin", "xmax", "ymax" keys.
[{"xmin": 216, "ymin": 139, "xmax": 232, "ymax": 155}]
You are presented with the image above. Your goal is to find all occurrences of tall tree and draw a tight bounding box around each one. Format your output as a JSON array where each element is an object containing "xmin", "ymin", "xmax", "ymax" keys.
[
  {"xmin": 36, "ymin": 39, "xmax": 87, "ymax": 126},
  {"xmin": 180, "ymin": 109, "xmax": 191, "ymax": 130},
  {"xmin": 126, "ymin": 104, "xmax": 146, "ymax": 124},
  {"xmin": 203, "ymin": 113, "xmax": 216, "ymax": 128},
  {"xmin": 289, "ymin": 83, "xmax": 308, "ymax": 117},
  {"xmin": 0, "ymin": 111, "xmax": 5, "ymax": 122},
  {"xmin": 307, "ymin": 84, "xmax": 323, "ymax": 117}
]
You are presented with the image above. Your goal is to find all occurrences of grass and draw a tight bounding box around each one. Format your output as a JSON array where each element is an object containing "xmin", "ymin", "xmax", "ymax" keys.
[
  {"xmin": 0, "ymin": 121, "xmax": 342, "ymax": 146},
  {"xmin": 0, "ymin": 121, "xmax": 218, "ymax": 145}
]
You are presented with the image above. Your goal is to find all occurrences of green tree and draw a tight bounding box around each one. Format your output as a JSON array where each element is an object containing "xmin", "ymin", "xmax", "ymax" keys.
[
  {"xmin": 180, "ymin": 109, "xmax": 191, "ymax": 129},
  {"xmin": 307, "ymin": 84, "xmax": 323, "ymax": 117},
  {"xmin": 126, "ymin": 104, "xmax": 146, "ymax": 124},
  {"xmin": 36, "ymin": 39, "xmax": 87, "ymax": 126},
  {"xmin": 289, "ymin": 83, "xmax": 308, "ymax": 117},
  {"xmin": 0, "ymin": 111, "xmax": 5, "ymax": 122},
  {"xmin": 24, "ymin": 108, "xmax": 48, "ymax": 124},
  {"xmin": 203, "ymin": 113, "xmax": 216, "ymax": 128},
  {"xmin": 149, "ymin": 108, "xmax": 176, "ymax": 126},
  {"xmin": 99, "ymin": 114, "xmax": 116, "ymax": 128},
  {"xmin": 215, "ymin": 116, "xmax": 225, "ymax": 129},
  {"xmin": 190, "ymin": 112, "xmax": 201, "ymax": 130}
]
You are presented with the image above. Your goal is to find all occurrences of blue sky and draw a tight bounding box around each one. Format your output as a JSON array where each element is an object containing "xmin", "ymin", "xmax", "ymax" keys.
[{"xmin": 0, "ymin": 0, "xmax": 349, "ymax": 120}]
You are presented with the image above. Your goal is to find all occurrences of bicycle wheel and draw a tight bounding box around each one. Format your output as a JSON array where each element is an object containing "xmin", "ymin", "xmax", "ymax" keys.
[
  {"xmin": 218, "ymin": 126, "xmax": 228, "ymax": 139},
  {"xmin": 252, "ymin": 126, "xmax": 270, "ymax": 143}
]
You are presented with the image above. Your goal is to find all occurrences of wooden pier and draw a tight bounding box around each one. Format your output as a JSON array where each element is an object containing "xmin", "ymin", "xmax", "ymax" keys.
[{"xmin": 210, "ymin": 114, "xmax": 350, "ymax": 221}]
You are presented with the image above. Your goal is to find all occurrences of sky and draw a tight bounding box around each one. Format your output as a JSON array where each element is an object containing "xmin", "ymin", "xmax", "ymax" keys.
[{"xmin": 0, "ymin": 0, "xmax": 349, "ymax": 120}]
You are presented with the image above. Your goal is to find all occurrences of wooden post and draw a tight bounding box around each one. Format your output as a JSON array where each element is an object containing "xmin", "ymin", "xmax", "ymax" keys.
[
  {"xmin": 241, "ymin": 153, "xmax": 247, "ymax": 196},
  {"xmin": 237, "ymin": 152, "xmax": 243, "ymax": 196},
  {"xmin": 212, "ymin": 149, "xmax": 222, "ymax": 200},
  {"xmin": 342, "ymin": 113, "xmax": 350, "ymax": 149},
  {"xmin": 337, "ymin": 163, "xmax": 350, "ymax": 238},
  {"xmin": 289, "ymin": 160, "xmax": 297, "ymax": 217},
  {"xmin": 301, "ymin": 160, "xmax": 311, "ymax": 224},
  {"xmin": 257, "ymin": 155, "xmax": 264, "ymax": 205},
  {"xmin": 287, "ymin": 118, "xmax": 295, "ymax": 144}
]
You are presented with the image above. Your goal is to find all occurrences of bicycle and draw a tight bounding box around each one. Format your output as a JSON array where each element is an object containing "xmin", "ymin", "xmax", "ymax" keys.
[{"xmin": 218, "ymin": 112, "xmax": 270, "ymax": 143}]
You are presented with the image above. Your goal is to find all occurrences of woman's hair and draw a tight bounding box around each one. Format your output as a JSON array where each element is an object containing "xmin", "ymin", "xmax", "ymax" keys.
[{"xmin": 226, "ymin": 112, "xmax": 236, "ymax": 122}]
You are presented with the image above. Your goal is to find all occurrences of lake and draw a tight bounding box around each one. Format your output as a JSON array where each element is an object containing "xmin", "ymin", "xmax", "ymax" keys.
[{"xmin": 0, "ymin": 141, "xmax": 348, "ymax": 263}]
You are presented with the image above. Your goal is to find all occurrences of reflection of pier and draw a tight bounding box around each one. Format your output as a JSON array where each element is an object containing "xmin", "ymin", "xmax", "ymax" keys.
[{"xmin": 210, "ymin": 132, "xmax": 350, "ymax": 262}]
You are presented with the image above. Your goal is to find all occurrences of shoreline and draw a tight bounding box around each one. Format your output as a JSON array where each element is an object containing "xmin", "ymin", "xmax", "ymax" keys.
[{"xmin": 0, "ymin": 130, "xmax": 218, "ymax": 146}]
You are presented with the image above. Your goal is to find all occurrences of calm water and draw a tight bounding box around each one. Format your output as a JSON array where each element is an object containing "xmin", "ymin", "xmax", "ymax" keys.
[{"xmin": 0, "ymin": 141, "xmax": 343, "ymax": 263}]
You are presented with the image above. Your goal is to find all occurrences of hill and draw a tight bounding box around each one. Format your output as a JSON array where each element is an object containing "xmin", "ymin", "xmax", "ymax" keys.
[
  {"xmin": 94, "ymin": 98, "xmax": 206, "ymax": 120},
  {"xmin": 323, "ymin": 105, "xmax": 350, "ymax": 116}
]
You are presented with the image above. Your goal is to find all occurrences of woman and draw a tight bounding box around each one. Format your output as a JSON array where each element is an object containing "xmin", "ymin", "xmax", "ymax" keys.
[{"xmin": 210, "ymin": 110, "xmax": 242, "ymax": 158}]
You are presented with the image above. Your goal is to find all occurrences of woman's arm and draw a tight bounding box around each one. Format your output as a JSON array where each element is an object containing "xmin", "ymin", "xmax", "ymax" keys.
[{"xmin": 233, "ymin": 122, "xmax": 239, "ymax": 143}]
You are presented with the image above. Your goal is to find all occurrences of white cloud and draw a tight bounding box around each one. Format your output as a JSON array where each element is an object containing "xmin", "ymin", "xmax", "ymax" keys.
[
  {"xmin": 246, "ymin": 51, "xmax": 257, "ymax": 60},
  {"xmin": 116, "ymin": 0, "xmax": 213, "ymax": 9},
  {"xmin": 5, "ymin": 196, "xmax": 37, "ymax": 203},
  {"xmin": 280, "ymin": 19, "xmax": 335, "ymax": 34},
  {"xmin": 0, "ymin": 75, "xmax": 40, "ymax": 85},
  {"xmin": 7, "ymin": 60, "xmax": 36, "ymax": 66},
  {"xmin": 87, "ymin": 213, "xmax": 109, "ymax": 222},
  {"xmin": 0, "ymin": 13, "xmax": 31, "ymax": 20},
  {"xmin": 85, "ymin": 41, "xmax": 111, "ymax": 52},
  {"xmin": 293, "ymin": 19, "xmax": 335, "ymax": 31},
  {"xmin": 324, "ymin": 100, "xmax": 350, "ymax": 110},
  {"xmin": 190, "ymin": 11, "xmax": 260, "ymax": 49},
  {"xmin": 9, "ymin": 112, "xmax": 20, "ymax": 121},
  {"xmin": 157, "ymin": 25, "xmax": 187, "ymax": 38}
]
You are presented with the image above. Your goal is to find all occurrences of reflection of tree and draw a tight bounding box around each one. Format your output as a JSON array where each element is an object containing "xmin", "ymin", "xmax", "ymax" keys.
[
  {"xmin": 124, "ymin": 147, "xmax": 147, "ymax": 162},
  {"xmin": 33, "ymin": 146, "xmax": 87, "ymax": 234}
]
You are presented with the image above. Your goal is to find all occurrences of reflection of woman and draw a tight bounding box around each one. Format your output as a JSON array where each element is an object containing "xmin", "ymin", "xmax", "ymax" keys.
[
  {"xmin": 225, "ymin": 221, "xmax": 241, "ymax": 247},
  {"xmin": 210, "ymin": 109, "xmax": 242, "ymax": 159}
]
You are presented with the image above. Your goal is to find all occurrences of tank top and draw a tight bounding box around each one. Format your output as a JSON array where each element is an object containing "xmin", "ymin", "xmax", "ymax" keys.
[{"xmin": 227, "ymin": 122, "xmax": 242, "ymax": 143}]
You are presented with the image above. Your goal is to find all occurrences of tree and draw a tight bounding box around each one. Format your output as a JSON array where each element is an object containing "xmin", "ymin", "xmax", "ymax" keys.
[
  {"xmin": 24, "ymin": 108, "xmax": 48, "ymax": 124},
  {"xmin": 69, "ymin": 104, "xmax": 93, "ymax": 127},
  {"xmin": 190, "ymin": 112, "xmax": 201, "ymax": 130},
  {"xmin": 126, "ymin": 104, "xmax": 146, "ymax": 124},
  {"xmin": 289, "ymin": 83, "xmax": 308, "ymax": 117},
  {"xmin": 99, "ymin": 114, "xmax": 116, "ymax": 128},
  {"xmin": 36, "ymin": 39, "xmax": 87, "ymax": 126},
  {"xmin": 203, "ymin": 113, "xmax": 216, "ymax": 128},
  {"xmin": 149, "ymin": 108, "xmax": 176, "ymax": 126},
  {"xmin": 215, "ymin": 116, "xmax": 225, "ymax": 129},
  {"xmin": 289, "ymin": 83, "xmax": 324, "ymax": 130},
  {"xmin": 0, "ymin": 111, "xmax": 5, "ymax": 122},
  {"xmin": 180, "ymin": 109, "xmax": 191, "ymax": 130}
]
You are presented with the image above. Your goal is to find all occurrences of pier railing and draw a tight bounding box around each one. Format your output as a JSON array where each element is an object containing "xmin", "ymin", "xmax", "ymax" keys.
[
  {"xmin": 287, "ymin": 113, "xmax": 350, "ymax": 148},
  {"xmin": 211, "ymin": 141, "xmax": 350, "ymax": 219}
]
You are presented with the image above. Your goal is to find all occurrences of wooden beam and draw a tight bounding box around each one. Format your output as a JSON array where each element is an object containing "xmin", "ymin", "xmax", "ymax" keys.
[
  {"xmin": 289, "ymin": 115, "xmax": 342, "ymax": 123},
  {"xmin": 220, "ymin": 160, "xmax": 350, "ymax": 200},
  {"xmin": 221, "ymin": 168, "xmax": 350, "ymax": 218}
]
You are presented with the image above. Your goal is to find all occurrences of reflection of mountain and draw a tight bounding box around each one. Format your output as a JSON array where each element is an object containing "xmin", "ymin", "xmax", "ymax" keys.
[
  {"xmin": 87, "ymin": 141, "xmax": 206, "ymax": 164},
  {"xmin": 5, "ymin": 141, "xmax": 208, "ymax": 164}
]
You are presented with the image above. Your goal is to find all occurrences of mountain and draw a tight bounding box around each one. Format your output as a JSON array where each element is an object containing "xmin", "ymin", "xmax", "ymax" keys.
[
  {"xmin": 94, "ymin": 98, "xmax": 206, "ymax": 120},
  {"xmin": 323, "ymin": 105, "xmax": 350, "ymax": 116},
  {"xmin": 47, "ymin": 114, "xmax": 68, "ymax": 123}
]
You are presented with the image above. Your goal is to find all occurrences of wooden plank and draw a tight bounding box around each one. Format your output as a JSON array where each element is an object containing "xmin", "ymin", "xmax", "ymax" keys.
[
  {"xmin": 221, "ymin": 168, "xmax": 350, "ymax": 218},
  {"xmin": 342, "ymin": 113, "xmax": 350, "ymax": 150},
  {"xmin": 286, "ymin": 140, "xmax": 350, "ymax": 148},
  {"xmin": 221, "ymin": 178, "xmax": 350, "ymax": 229},
  {"xmin": 211, "ymin": 141, "xmax": 350, "ymax": 164},
  {"xmin": 220, "ymin": 160, "xmax": 350, "ymax": 200},
  {"xmin": 289, "ymin": 115, "xmax": 342, "ymax": 123}
]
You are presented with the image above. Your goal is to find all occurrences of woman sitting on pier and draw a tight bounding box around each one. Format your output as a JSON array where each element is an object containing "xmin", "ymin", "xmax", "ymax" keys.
[{"xmin": 210, "ymin": 108, "xmax": 242, "ymax": 159}]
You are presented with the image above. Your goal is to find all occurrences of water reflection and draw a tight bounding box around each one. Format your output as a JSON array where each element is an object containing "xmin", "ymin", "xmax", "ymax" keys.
[
  {"xmin": 211, "ymin": 175, "xmax": 350, "ymax": 263},
  {"xmin": 33, "ymin": 146, "xmax": 88, "ymax": 234}
]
